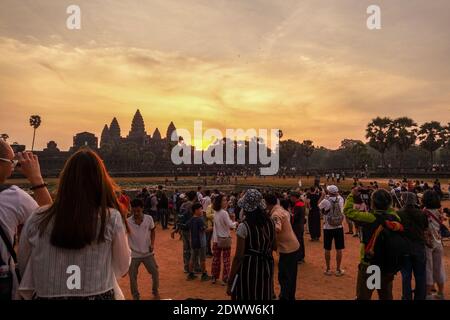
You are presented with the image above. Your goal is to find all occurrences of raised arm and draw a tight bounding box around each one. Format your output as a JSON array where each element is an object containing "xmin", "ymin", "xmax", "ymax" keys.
[
  {"xmin": 17, "ymin": 152, "xmax": 52, "ymax": 206},
  {"xmin": 343, "ymin": 193, "xmax": 375, "ymax": 224}
]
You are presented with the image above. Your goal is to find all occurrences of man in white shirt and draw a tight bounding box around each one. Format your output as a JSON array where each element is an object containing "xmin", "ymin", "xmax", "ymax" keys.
[
  {"xmin": 197, "ymin": 186, "xmax": 204, "ymax": 203},
  {"xmin": 318, "ymin": 185, "xmax": 345, "ymax": 277},
  {"xmin": 201, "ymin": 190, "xmax": 211, "ymax": 213},
  {"xmin": 0, "ymin": 139, "xmax": 52, "ymax": 299},
  {"xmin": 127, "ymin": 198, "xmax": 159, "ymax": 299}
]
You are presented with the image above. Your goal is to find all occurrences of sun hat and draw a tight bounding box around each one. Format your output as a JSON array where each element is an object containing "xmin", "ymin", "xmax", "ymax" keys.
[
  {"xmin": 238, "ymin": 189, "xmax": 266, "ymax": 212},
  {"xmin": 327, "ymin": 185, "xmax": 339, "ymax": 195}
]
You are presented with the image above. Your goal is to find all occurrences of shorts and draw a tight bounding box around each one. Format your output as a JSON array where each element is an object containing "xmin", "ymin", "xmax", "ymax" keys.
[
  {"xmin": 323, "ymin": 227, "xmax": 345, "ymax": 250},
  {"xmin": 191, "ymin": 247, "xmax": 206, "ymax": 263}
]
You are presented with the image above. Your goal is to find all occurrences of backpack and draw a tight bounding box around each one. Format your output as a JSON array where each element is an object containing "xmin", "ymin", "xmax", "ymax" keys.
[
  {"xmin": 366, "ymin": 214, "xmax": 410, "ymax": 274},
  {"xmin": 326, "ymin": 198, "xmax": 344, "ymax": 227},
  {"xmin": 0, "ymin": 184, "xmax": 20, "ymax": 300},
  {"xmin": 177, "ymin": 203, "xmax": 192, "ymax": 231}
]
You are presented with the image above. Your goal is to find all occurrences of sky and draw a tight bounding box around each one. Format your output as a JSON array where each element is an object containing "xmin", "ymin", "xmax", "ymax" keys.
[{"xmin": 0, "ymin": 0, "xmax": 449, "ymax": 150}]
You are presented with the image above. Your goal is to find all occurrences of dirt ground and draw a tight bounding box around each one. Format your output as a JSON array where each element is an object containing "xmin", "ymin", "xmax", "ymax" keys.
[{"xmin": 118, "ymin": 201, "xmax": 450, "ymax": 300}]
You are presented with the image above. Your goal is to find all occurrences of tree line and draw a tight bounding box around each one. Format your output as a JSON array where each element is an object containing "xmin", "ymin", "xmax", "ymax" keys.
[{"xmin": 279, "ymin": 117, "xmax": 450, "ymax": 172}]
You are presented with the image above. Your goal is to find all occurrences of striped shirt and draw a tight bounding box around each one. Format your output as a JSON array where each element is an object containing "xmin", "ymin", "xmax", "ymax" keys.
[{"xmin": 18, "ymin": 207, "xmax": 131, "ymax": 298}]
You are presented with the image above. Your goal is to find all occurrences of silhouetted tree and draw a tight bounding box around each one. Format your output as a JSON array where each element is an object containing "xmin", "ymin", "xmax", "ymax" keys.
[
  {"xmin": 388, "ymin": 117, "xmax": 418, "ymax": 171},
  {"xmin": 418, "ymin": 121, "xmax": 444, "ymax": 166},
  {"xmin": 339, "ymin": 139, "xmax": 371, "ymax": 171},
  {"xmin": 299, "ymin": 140, "xmax": 314, "ymax": 170},
  {"xmin": 366, "ymin": 117, "xmax": 392, "ymax": 167},
  {"xmin": 29, "ymin": 115, "xmax": 42, "ymax": 151}
]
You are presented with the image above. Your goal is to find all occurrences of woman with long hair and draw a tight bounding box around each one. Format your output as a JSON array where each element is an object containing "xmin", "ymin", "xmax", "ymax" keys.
[
  {"xmin": 227, "ymin": 189, "xmax": 276, "ymax": 300},
  {"xmin": 18, "ymin": 149, "xmax": 131, "ymax": 300},
  {"xmin": 211, "ymin": 193, "xmax": 237, "ymax": 285}
]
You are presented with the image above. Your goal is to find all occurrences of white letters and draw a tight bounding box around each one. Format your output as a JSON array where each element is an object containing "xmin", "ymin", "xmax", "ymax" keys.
[
  {"xmin": 66, "ymin": 5, "xmax": 81, "ymax": 30},
  {"xmin": 366, "ymin": 265, "xmax": 381, "ymax": 290},
  {"xmin": 66, "ymin": 265, "xmax": 81, "ymax": 290},
  {"xmin": 367, "ymin": 5, "xmax": 381, "ymax": 30}
]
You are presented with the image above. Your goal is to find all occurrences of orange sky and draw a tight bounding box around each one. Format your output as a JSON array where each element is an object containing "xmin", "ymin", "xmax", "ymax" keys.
[{"xmin": 0, "ymin": 0, "xmax": 449, "ymax": 150}]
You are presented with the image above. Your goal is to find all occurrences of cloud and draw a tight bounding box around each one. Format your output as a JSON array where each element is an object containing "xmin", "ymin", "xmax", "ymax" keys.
[{"xmin": 0, "ymin": 0, "xmax": 449, "ymax": 150}]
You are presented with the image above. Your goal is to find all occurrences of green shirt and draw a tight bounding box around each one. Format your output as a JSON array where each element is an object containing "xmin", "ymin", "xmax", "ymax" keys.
[{"xmin": 343, "ymin": 193, "xmax": 401, "ymax": 263}]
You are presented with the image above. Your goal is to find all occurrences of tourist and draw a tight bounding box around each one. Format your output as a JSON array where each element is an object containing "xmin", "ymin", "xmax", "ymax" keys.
[
  {"xmin": 343, "ymin": 188, "xmax": 403, "ymax": 300},
  {"xmin": 265, "ymin": 193, "xmax": 299, "ymax": 300},
  {"xmin": 157, "ymin": 186, "xmax": 169, "ymax": 230},
  {"xmin": 211, "ymin": 194, "xmax": 237, "ymax": 285},
  {"xmin": 186, "ymin": 203, "xmax": 211, "ymax": 281},
  {"xmin": 422, "ymin": 190, "xmax": 446, "ymax": 300},
  {"xmin": 127, "ymin": 198, "xmax": 159, "ymax": 300},
  {"xmin": 18, "ymin": 149, "xmax": 130, "ymax": 299},
  {"xmin": 202, "ymin": 190, "xmax": 212, "ymax": 213},
  {"xmin": 318, "ymin": 185, "xmax": 345, "ymax": 276},
  {"xmin": 197, "ymin": 186, "xmax": 203, "ymax": 203},
  {"xmin": 306, "ymin": 187, "xmax": 321, "ymax": 241},
  {"xmin": 173, "ymin": 191, "xmax": 196, "ymax": 273},
  {"xmin": 204, "ymin": 192, "xmax": 215, "ymax": 257},
  {"xmin": 144, "ymin": 190, "xmax": 158, "ymax": 221},
  {"xmin": 289, "ymin": 191, "xmax": 306, "ymax": 263},
  {"xmin": 0, "ymin": 140, "xmax": 52, "ymax": 300},
  {"xmin": 227, "ymin": 189, "xmax": 276, "ymax": 300},
  {"xmin": 137, "ymin": 187, "xmax": 149, "ymax": 202},
  {"xmin": 397, "ymin": 192, "xmax": 427, "ymax": 300}
]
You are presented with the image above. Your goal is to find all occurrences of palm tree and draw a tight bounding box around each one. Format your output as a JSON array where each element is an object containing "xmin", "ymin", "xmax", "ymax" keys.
[
  {"xmin": 29, "ymin": 115, "xmax": 42, "ymax": 151},
  {"xmin": 388, "ymin": 117, "xmax": 418, "ymax": 171},
  {"xmin": 418, "ymin": 121, "xmax": 444, "ymax": 166},
  {"xmin": 0, "ymin": 133, "xmax": 9, "ymax": 141},
  {"xmin": 366, "ymin": 117, "xmax": 393, "ymax": 167}
]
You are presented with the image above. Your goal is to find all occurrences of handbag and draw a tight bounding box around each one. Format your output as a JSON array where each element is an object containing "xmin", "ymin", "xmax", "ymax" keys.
[
  {"xmin": 424, "ymin": 209, "xmax": 450, "ymax": 238},
  {"xmin": 217, "ymin": 236, "xmax": 232, "ymax": 249}
]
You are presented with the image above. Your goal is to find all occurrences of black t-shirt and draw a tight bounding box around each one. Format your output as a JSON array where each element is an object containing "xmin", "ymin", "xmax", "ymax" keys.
[
  {"xmin": 307, "ymin": 193, "xmax": 320, "ymax": 209},
  {"xmin": 397, "ymin": 207, "xmax": 428, "ymax": 243},
  {"xmin": 187, "ymin": 216, "xmax": 206, "ymax": 249}
]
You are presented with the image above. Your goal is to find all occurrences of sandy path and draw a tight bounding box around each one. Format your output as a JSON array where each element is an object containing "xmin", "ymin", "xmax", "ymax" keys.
[{"xmin": 118, "ymin": 203, "xmax": 450, "ymax": 300}]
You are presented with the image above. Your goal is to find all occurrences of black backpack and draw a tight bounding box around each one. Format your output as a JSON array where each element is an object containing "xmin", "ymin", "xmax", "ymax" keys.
[
  {"xmin": 366, "ymin": 214, "xmax": 410, "ymax": 274},
  {"xmin": 0, "ymin": 184, "xmax": 21, "ymax": 300},
  {"xmin": 177, "ymin": 203, "xmax": 192, "ymax": 231}
]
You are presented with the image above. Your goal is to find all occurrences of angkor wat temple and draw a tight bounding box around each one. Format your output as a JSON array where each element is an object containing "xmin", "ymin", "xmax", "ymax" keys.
[{"xmin": 32, "ymin": 109, "xmax": 179, "ymax": 176}]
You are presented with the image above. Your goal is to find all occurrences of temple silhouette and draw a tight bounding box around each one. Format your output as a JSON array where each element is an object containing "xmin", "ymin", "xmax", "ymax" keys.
[{"xmin": 32, "ymin": 109, "xmax": 180, "ymax": 176}]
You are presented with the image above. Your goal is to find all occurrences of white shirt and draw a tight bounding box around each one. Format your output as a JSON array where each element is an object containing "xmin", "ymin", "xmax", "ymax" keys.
[
  {"xmin": 0, "ymin": 185, "xmax": 38, "ymax": 299},
  {"xmin": 212, "ymin": 209, "xmax": 237, "ymax": 243},
  {"xmin": 18, "ymin": 207, "xmax": 131, "ymax": 298},
  {"xmin": 201, "ymin": 196, "xmax": 211, "ymax": 212},
  {"xmin": 318, "ymin": 195, "xmax": 344, "ymax": 230},
  {"xmin": 127, "ymin": 215, "xmax": 155, "ymax": 258}
]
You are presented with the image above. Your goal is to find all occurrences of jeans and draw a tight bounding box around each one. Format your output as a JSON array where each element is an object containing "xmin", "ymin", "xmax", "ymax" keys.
[
  {"xmin": 159, "ymin": 209, "xmax": 169, "ymax": 229},
  {"xmin": 128, "ymin": 255, "xmax": 159, "ymax": 300},
  {"xmin": 181, "ymin": 229, "xmax": 191, "ymax": 272},
  {"xmin": 401, "ymin": 241, "xmax": 426, "ymax": 300},
  {"xmin": 278, "ymin": 251, "xmax": 298, "ymax": 300}
]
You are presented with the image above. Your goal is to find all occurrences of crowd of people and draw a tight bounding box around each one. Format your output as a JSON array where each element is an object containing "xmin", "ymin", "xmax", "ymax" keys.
[{"xmin": 0, "ymin": 139, "xmax": 449, "ymax": 301}]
